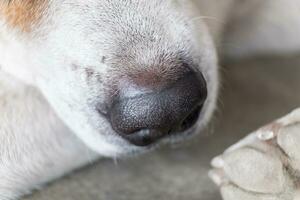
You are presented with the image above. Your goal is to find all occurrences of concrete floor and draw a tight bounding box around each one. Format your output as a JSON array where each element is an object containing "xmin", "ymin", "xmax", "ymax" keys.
[{"xmin": 24, "ymin": 56, "xmax": 300, "ymax": 200}]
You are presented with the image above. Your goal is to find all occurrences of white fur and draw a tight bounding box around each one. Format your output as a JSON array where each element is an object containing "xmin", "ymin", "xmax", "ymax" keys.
[{"xmin": 0, "ymin": 0, "xmax": 300, "ymax": 199}]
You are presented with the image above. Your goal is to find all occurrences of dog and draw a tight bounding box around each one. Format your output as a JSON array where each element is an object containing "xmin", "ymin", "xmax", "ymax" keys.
[{"xmin": 0, "ymin": 0, "xmax": 300, "ymax": 199}]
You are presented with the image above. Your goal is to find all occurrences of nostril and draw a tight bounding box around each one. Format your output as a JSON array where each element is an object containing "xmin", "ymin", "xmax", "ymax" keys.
[{"xmin": 179, "ymin": 105, "xmax": 202, "ymax": 132}]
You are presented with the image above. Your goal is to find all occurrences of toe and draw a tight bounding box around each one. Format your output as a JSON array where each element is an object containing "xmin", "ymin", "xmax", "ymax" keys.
[
  {"xmin": 221, "ymin": 147, "xmax": 287, "ymax": 194},
  {"xmin": 277, "ymin": 123, "xmax": 300, "ymax": 171},
  {"xmin": 221, "ymin": 184, "xmax": 291, "ymax": 200}
]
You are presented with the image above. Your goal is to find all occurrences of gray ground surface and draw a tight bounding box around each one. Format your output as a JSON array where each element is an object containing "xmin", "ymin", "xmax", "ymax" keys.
[{"xmin": 24, "ymin": 56, "xmax": 300, "ymax": 200}]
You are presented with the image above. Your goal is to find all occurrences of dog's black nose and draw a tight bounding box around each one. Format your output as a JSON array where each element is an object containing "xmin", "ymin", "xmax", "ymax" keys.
[{"xmin": 109, "ymin": 72, "xmax": 207, "ymax": 146}]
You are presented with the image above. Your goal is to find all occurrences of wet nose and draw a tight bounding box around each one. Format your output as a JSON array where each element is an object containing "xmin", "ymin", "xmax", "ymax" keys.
[{"xmin": 109, "ymin": 71, "xmax": 207, "ymax": 146}]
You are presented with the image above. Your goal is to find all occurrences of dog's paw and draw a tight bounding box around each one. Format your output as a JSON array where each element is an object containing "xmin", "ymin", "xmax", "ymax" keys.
[{"xmin": 210, "ymin": 108, "xmax": 300, "ymax": 200}]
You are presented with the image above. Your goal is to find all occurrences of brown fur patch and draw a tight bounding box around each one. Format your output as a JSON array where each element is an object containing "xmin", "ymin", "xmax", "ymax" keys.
[{"xmin": 0, "ymin": 0, "xmax": 48, "ymax": 32}]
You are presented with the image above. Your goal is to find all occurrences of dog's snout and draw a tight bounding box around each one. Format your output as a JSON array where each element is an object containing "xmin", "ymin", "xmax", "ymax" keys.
[{"xmin": 108, "ymin": 71, "xmax": 207, "ymax": 146}]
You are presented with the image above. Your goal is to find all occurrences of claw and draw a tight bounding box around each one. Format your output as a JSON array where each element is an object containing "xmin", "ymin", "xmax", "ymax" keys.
[
  {"xmin": 256, "ymin": 122, "xmax": 282, "ymax": 141},
  {"xmin": 256, "ymin": 129, "xmax": 275, "ymax": 140}
]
